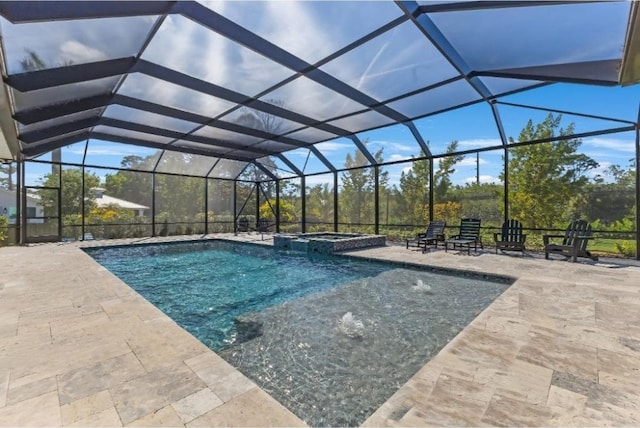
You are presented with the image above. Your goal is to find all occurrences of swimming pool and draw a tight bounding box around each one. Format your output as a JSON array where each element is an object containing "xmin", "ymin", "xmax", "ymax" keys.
[{"xmin": 85, "ymin": 240, "xmax": 513, "ymax": 427}]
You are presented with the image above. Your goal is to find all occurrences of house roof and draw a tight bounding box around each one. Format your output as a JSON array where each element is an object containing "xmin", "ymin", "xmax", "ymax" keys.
[
  {"xmin": 94, "ymin": 194, "xmax": 150, "ymax": 211},
  {"xmin": 0, "ymin": 1, "xmax": 637, "ymax": 178}
]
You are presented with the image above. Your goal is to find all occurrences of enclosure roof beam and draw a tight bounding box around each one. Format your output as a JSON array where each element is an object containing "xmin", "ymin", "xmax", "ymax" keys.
[
  {"xmin": 275, "ymin": 154, "xmax": 303, "ymax": 177},
  {"xmin": 0, "ymin": 1, "xmax": 174, "ymax": 23},
  {"xmin": 177, "ymin": 1, "xmax": 411, "ymax": 124},
  {"xmin": 90, "ymin": 132, "xmax": 256, "ymax": 162}
]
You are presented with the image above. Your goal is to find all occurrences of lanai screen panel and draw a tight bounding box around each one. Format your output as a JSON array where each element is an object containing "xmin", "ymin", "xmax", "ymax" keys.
[{"xmin": 0, "ymin": 1, "xmax": 634, "ymax": 174}]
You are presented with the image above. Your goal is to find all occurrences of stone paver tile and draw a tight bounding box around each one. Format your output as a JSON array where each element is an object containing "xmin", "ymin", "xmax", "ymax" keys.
[
  {"xmin": 57, "ymin": 352, "xmax": 146, "ymax": 405},
  {"xmin": 597, "ymin": 348, "xmax": 640, "ymax": 391},
  {"xmin": 519, "ymin": 292, "xmax": 595, "ymax": 324},
  {"xmin": 171, "ymin": 388, "xmax": 223, "ymax": 424},
  {"xmin": 111, "ymin": 362, "xmax": 206, "ymax": 425},
  {"xmin": 67, "ymin": 407, "xmax": 122, "ymax": 427},
  {"xmin": 546, "ymin": 385, "xmax": 587, "ymax": 425},
  {"xmin": 184, "ymin": 352, "xmax": 226, "ymax": 374},
  {"xmin": 405, "ymin": 384, "xmax": 490, "ymax": 427},
  {"xmin": 6, "ymin": 375, "xmax": 57, "ymax": 406},
  {"xmin": 186, "ymin": 387, "xmax": 305, "ymax": 427},
  {"xmin": 362, "ymin": 375, "xmax": 439, "ymax": 426},
  {"xmin": 100, "ymin": 298, "xmax": 166, "ymax": 322},
  {"xmin": 50, "ymin": 311, "xmax": 111, "ymax": 342},
  {"xmin": 596, "ymin": 302, "xmax": 640, "ymax": 330},
  {"xmin": 482, "ymin": 313, "xmax": 531, "ymax": 339},
  {"xmin": 432, "ymin": 374, "xmax": 494, "ymax": 403},
  {"xmin": 551, "ymin": 370, "xmax": 640, "ymax": 417},
  {"xmin": 126, "ymin": 405, "xmax": 183, "ymax": 427},
  {"xmin": 0, "ymin": 390, "xmax": 61, "ymax": 426},
  {"xmin": 0, "ymin": 311, "xmax": 18, "ymax": 340},
  {"xmin": 125, "ymin": 319, "xmax": 208, "ymax": 372},
  {"xmin": 481, "ymin": 394, "xmax": 552, "ymax": 426},
  {"xmin": 194, "ymin": 365, "xmax": 255, "ymax": 404},
  {"xmin": 0, "ymin": 372, "xmax": 8, "ymax": 408},
  {"xmin": 61, "ymin": 390, "xmax": 115, "ymax": 426},
  {"xmin": 491, "ymin": 359, "xmax": 553, "ymax": 404},
  {"xmin": 185, "ymin": 355, "xmax": 256, "ymax": 403},
  {"xmin": 517, "ymin": 331, "xmax": 598, "ymax": 382},
  {"xmin": 447, "ymin": 326, "xmax": 521, "ymax": 369}
]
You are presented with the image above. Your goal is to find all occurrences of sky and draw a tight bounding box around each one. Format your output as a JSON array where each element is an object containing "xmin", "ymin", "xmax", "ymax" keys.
[
  {"xmin": 21, "ymin": 81, "xmax": 639, "ymax": 190},
  {"xmin": 5, "ymin": 1, "xmax": 638, "ymax": 190}
]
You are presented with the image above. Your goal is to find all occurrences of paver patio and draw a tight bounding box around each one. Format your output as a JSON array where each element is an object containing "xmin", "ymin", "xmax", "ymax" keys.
[{"xmin": 1, "ymin": 234, "xmax": 640, "ymax": 426}]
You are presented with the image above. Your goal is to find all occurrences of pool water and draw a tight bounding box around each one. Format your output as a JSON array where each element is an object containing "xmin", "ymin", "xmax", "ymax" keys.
[
  {"xmin": 85, "ymin": 240, "xmax": 512, "ymax": 427},
  {"xmin": 84, "ymin": 240, "xmax": 392, "ymax": 350}
]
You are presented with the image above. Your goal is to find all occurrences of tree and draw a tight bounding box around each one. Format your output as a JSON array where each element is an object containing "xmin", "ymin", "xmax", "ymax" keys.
[
  {"xmin": 339, "ymin": 141, "xmax": 388, "ymax": 227},
  {"xmin": 38, "ymin": 168, "xmax": 100, "ymax": 216},
  {"xmin": 397, "ymin": 151, "xmax": 430, "ymax": 224},
  {"xmin": 306, "ymin": 183, "xmax": 333, "ymax": 226},
  {"xmin": 0, "ymin": 162, "xmax": 16, "ymax": 190},
  {"xmin": 504, "ymin": 113, "xmax": 598, "ymax": 228},
  {"xmin": 434, "ymin": 141, "xmax": 464, "ymax": 201}
]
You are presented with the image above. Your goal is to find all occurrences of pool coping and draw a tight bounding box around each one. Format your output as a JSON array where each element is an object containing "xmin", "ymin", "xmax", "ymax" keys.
[{"xmin": 2, "ymin": 233, "xmax": 640, "ymax": 426}]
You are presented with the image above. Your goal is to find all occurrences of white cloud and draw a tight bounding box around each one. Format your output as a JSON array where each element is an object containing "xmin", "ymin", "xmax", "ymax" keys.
[
  {"xmin": 387, "ymin": 153, "xmax": 412, "ymax": 162},
  {"xmin": 314, "ymin": 141, "xmax": 353, "ymax": 152},
  {"xmin": 583, "ymin": 137, "xmax": 635, "ymax": 153},
  {"xmin": 85, "ymin": 146, "xmax": 151, "ymax": 157},
  {"xmin": 458, "ymin": 157, "xmax": 487, "ymax": 166},
  {"xmin": 457, "ymin": 138, "xmax": 502, "ymax": 148},
  {"xmin": 60, "ymin": 40, "xmax": 107, "ymax": 63}
]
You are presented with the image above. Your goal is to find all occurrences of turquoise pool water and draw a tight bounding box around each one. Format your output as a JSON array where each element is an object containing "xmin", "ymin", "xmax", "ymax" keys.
[
  {"xmin": 85, "ymin": 240, "xmax": 512, "ymax": 427},
  {"xmin": 84, "ymin": 240, "xmax": 392, "ymax": 350}
]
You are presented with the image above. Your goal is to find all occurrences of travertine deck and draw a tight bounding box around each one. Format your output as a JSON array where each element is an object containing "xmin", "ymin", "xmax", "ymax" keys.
[{"xmin": 1, "ymin": 234, "xmax": 640, "ymax": 426}]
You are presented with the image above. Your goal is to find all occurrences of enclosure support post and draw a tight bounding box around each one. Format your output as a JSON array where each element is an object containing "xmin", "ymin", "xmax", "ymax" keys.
[
  {"xmin": 233, "ymin": 181, "xmax": 237, "ymax": 234},
  {"xmin": 57, "ymin": 165, "xmax": 62, "ymax": 240},
  {"xmin": 374, "ymin": 166, "xmax": 380, "ymax": 235},
  {"xmin": 275, "ymin": 180, "xmax": 280, "ymax": 233},
  {"xmin": 635, "ymin": 103, "xmax": 640, "ymax": 260},
  {"xmin": 333, "ymin": 171, "xmax": 339, "ymax": 232},
  {"xmin": 81, "ymin": 165, "xmax": 85, "ymax": 240},
  {"xmin": 255, "ymin": 182, "xmax": 260, "ymax": 227},
  {"xmin": 428, "ymin": 158, "xmax": 434, "ymax": 222},
  {"xmin": 15, "ymin": 160, "xmax": 22, "ymax": 245},
  {"xmin": 204, "ymin": 178, "xmax": 208, "ymax": 235},
  {"xmin": 504, "ymin": 147, "xmax": 509, "ymax": 224},
  {"xmin": 151, "ymin": 174, "xmax": 156, "ymax": 237},
  {"xmin": 301, "ymin": 176, "xmax": 306, "ymax": 233}
]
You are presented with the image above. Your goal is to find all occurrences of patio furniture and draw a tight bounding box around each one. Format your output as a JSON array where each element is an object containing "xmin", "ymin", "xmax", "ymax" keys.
[
  {"xmin": 544, "ymin": 220, "xmax": 598, "ymax": 262},
  {"xmin": 237, "ymin": 217, "xmax": 250, "ymax": 233},
  {"xmin": 494, "ymin": 219, "xmax": 526, "ymax": 255},
  {"xmin": 445, "ymin": 218, "xmax": 483, "ymax": 255},
  {"xmin": 406, "ymin": 220, "xmax": 446, "ymax": 251}
]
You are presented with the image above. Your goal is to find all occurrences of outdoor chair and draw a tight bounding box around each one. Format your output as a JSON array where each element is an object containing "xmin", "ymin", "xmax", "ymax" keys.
[
  {"xmin": 256, "ymin": 218, "xmax": 275, "ymax": 240},
  {"xmin": 544, "ymin": 220, "xmax": 598, "ymax": 263},
  {"xmin": 406, "ymin": 220, "xmax": 446, "ymax": 252},
  {"xmin": 237, "ymin": 217, "xmax": 250, "ymax": 233},
  {"xmin": 494, "ymin": 219, "xmax": 526, "ymax": 255},
  {"xmin": 445, "ymin": 218, "xmax": 483, "ymax": 255}
]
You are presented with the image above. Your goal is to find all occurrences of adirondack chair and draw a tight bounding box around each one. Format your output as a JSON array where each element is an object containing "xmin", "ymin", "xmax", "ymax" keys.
[
  {"xmin": 544, "ymin": 220, "xmax": 598, "ymax": 263},
  {"xmin": 494, "ymin": 219, "xmax": 526, "ymax": 255},
  {"xmin": 237, "ymin": 217, "xmax": 250, "ymax": 233},
  {"xmin": 406, "ymin": 220, "xmax": 446, "ymax": 251},
  {"xmin": 445, "ymin": 218, "xmax": 483, "ymax": 255}
]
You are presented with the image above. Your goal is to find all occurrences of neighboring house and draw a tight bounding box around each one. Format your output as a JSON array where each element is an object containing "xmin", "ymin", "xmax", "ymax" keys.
[
  {"xmin": 91, "ymin": 188, "xmax": 149, "ymax": 217},
  {"xmin": 0, "ymin": 187, "xmax": 44, "ymax": 224}
]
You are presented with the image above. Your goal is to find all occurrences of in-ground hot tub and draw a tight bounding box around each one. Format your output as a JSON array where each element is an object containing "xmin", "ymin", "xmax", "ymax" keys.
[{"xmin": 274, "ymin": 232, "xmax": 386, "ymax": 254}]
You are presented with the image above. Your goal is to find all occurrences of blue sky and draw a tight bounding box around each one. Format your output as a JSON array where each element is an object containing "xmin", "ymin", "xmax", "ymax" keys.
[
  {"xmin": 22, "ymin": 81, "xmax": 639, "ymax": 190},
  {"xmin": 7, "ymin": 1, "xmax": 637, "ymax": 190}
]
